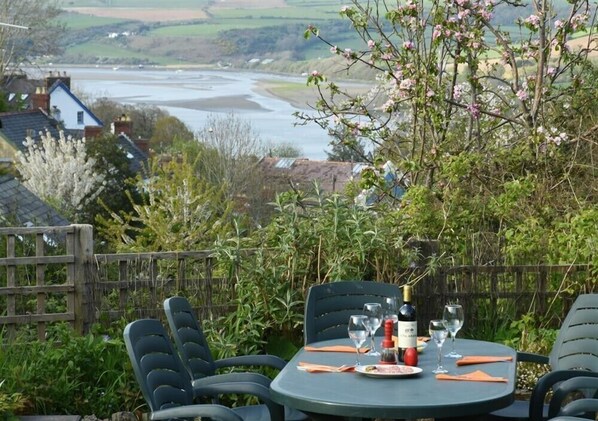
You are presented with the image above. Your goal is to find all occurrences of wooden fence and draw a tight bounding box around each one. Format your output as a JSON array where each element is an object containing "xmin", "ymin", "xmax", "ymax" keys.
[{"xmin": 0, "ymin": 224, "xmax": 594, "ymax": 340}]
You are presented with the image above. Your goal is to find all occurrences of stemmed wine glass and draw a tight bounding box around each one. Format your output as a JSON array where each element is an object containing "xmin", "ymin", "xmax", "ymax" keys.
[
  {"xmin": 382, "ymin": 296, "xmax": 400, "ymax": 326},
  {"xmin": 363, "ymin": 303, "xmax": 383, "ymax": 356},
  {"xmin": 429, "ymin": 319, "xmax": 449, "ymax": 374},
  {"xmin": 348, "ymin": 315, "xmax": 369, "ymax": 366},
  {"xmin": 443, "ymin": 304, "xmax": 464, "ymax": 358}
]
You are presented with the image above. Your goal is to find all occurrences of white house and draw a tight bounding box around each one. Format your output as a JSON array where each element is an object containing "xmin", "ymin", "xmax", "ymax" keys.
[{"xmin": 48, "ymin": 80, "xmax": 103, "ymax": 131}]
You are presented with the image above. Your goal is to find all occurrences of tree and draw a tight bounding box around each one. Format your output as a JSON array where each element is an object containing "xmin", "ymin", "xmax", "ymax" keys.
[
  {"xmin": 83, "ymin": 133, "xmax": 141, "ymax": 229},
  {"xmin": 194, "ymin": 113, "xmax": 276, "ymax": 226},
  {"xmin": 300, "ymin": 0, "xmax": 597, "ymax": 264},
  {"xmin": 89, "ymin": 98, "xmax": 169, "ymax": 139},
  {"xmin": 96, "ymin": 155, "xmax": 235, "ymax": 252},
  {"xmin": 150, "ymin": 115, "xmax": 195, "ymax": 154},
  {"xmin": 15, "ymin": 131, "xmax": 106, "ymax": 222},
  {"xmin": 326, "ymin": 124, "xmax": 368, "ymax": 162},
  {"xmin": 0, "ymin": 1, "xmax": 64, "ymax": 82},
  {"xmin": 267, "ymin": 142, "xmax": 302, "ymax": 158},
  {"xmin": 195, "ymin": 113, "xmax": 266, "ymax": 195}
]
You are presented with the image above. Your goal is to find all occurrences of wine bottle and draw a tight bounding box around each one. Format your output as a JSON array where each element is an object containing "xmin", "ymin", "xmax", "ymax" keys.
[{"xmin": 397, "ymin": 285, "xmax": 417, "ymax": 362}]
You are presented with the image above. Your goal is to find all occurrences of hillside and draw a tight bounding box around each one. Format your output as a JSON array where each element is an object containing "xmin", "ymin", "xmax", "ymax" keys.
[{"xmin": 55, "ymin": 0, "xmax": 594, "ymax": 71}]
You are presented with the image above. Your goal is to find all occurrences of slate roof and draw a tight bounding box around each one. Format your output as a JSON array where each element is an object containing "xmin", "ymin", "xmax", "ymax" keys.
[
  {"xmin": 259, "ymin": 157, "xmax": 364, "ymax": 193},
  {"xmin": 0, "ymin": 173, "xmax": 69, "ymax": 226},
  {"xmin": 0, "ymin": 109, "xmax": 61, "ymax": 154},
  {"xmin": 117, "ymin": 133, "xmax": 149, "ymax": 175}
]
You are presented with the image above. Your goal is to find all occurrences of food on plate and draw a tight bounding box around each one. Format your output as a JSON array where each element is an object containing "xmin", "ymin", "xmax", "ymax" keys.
[{"xmin": 364, "ymin": 365, "xmax": 415, "ymax": 374}]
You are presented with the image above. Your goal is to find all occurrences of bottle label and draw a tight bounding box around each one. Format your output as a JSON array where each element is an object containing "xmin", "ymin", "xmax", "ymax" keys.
[{"xmin": 398, "ymin": 321, "xmax": 417, "ymax": 348}]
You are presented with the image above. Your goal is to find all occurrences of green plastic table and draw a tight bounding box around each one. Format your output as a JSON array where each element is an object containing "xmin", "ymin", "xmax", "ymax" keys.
[{"xmin": 270, "ymin": 338, "xmax": 517, "ymax": 419}]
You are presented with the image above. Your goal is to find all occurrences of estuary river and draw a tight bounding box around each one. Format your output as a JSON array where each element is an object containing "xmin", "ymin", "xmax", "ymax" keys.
[{"xmin": 36, "ymin": 67, "xmax": 333, "ymax": 159}]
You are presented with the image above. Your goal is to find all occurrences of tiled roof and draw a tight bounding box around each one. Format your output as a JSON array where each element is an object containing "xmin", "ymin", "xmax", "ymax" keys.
[
  {"xmin": 0, "ymin": 173, "xmax": 70, "ymax": 226},
  {"xmin": 0, "ymin": 110, "xmax": 61, "ymax": 154},
  {"xmin": 259, "ymin": 157, "xmax": 364, "ymax": 193}
]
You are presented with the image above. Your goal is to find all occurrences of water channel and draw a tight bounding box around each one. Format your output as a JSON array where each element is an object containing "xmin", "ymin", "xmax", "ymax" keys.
[{"xmin": 40, "ymin": 67, "xmax": 334, "ymax": 159}]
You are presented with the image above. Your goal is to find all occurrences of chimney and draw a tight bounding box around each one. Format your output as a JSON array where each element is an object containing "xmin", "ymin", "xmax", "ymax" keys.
[
  {"xmin": 45, "ymin": 70, "xmax": 71, "ymax": 90},
  {"xmin": 32, "ymin": 87, "xmax": 50, "ymax": 111},
  {"xmin": 111, "ymin": 114, "xmax": 133, "ymax": 137},
  {"xmin": 84, "ymin": 125, "xmax": 103, "ymax": 139},
  {"xmin": 133, "ymin": 137, "xmax": 150, "ymax": 156}
]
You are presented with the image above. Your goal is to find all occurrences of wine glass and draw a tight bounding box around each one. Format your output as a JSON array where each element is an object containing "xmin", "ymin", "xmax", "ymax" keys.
[
  {"xmin": 443, "ymin": 304, "xmax": 464, "ymax": 358},
  {"xmin": 382, "ymin": 296, "xmax": 400, "ymax": 325},
  {"xmin": 363, "ymin": 303, "xmax": 383, "ymax": 356},
  {"xmin": 348, "ymin": 315, "xmax": 369, "ymax": 366},
  {"xmin": 429, "ymin": 319, "xmax": 449, "ymax": 374}
]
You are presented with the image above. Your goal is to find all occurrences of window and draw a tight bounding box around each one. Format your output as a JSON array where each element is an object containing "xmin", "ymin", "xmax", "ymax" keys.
[{"xmin": 77, "ymin": 111, "xmax": 84, "ymax": 124}]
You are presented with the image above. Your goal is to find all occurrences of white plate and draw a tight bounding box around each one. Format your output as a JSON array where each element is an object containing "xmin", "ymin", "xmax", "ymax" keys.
[{"xmin": 355, "ymin": 364, "xmax": 423, "ymax": 378}]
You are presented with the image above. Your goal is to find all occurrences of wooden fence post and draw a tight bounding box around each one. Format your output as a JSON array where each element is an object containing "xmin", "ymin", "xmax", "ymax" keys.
[{"xmin": 73, "ymin": 224, "xmax": 94, "ymax": 335}]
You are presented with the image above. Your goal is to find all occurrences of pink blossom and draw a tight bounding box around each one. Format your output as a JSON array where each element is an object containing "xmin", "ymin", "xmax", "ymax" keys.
[
  {"xmin": 403, "ymin": 41, "xmax": 415, "ymax": 50},
  {"xmin": 467, "ymin": 102, "xmax": 481, "ymax": 119},
  {"xmin": 311, "ymin": 70, "xmax": 320, "ymax": 77},
  {"xmin": 546, "ymin": 67, "xmax": 557, "ymax": 77},
  {"xmin": 453, "ymin": 85, "xmax": 464, "ymax": 100},
  {"xmin": 367, "ymin": 40, "xmax": 375, "ymax": 49},
  {"xmin": 330, "ymin": 45, "xmax": 338, "ymax": 54},
  {"xmin": 524, "ymin": 14, "xmax": 541, "ymax": 28},
  {"xmin": 433, "ymin": 25, "xmax": 442, "ymax": 40},
  {"xmin": 399, "ymin": 78, "xmax": 416, "ymax": 91},
  {"xmin": 480, "ymin": 9, "xmax": 493, "ymax": 20},
  {"xmin": 554, "ymin": 19, "xmax": 564, "ymax": 29},
  {"xmin": 426, "ymin": 89, "xmax": 435, "ymax": 97},
  {"xmin": 340, "ymin": 5, "xmax": 349, "ymax": 12},
  {"xmin": 516, "ymin": 89, "xmax": 528, "ymax": 101}
]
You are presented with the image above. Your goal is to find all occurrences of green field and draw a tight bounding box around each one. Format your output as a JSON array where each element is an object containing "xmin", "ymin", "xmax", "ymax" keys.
[
  {"xmin": 59, "ymin": 12, "xmax": 126, "ymax": 29},
  {"xmin": 67, "ymin": 40, "xmax": 176, "ymax": 65},
  {"xmin": 56, "ymin": 0, "xmax": 588, "ymax": 68}
]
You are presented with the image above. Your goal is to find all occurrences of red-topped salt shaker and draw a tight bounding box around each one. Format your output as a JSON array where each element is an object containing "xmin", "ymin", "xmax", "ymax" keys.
[{"xmin": 379, "ymin": 319, "xmax": 397, "ymax": 364}]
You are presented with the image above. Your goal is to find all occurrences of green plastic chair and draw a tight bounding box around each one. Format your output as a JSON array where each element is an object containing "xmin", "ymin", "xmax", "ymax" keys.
[
  {"xmin": 303, "ymin": 280, "xmax": 401, "ymax": 345},
  {"xmin": 163, "ymin": 296, "xmax": 307, "ymax": 421},
  {"xmin": 489, "ymin": 293, "xmax": 598, "ymax": 421},
  {"xmin": 123, "ymin": 318, "xmax": 285, "ymax": 421},
  {"xmin": 546, "ymin": 375, "xmax": 598, "ymax": 420}
]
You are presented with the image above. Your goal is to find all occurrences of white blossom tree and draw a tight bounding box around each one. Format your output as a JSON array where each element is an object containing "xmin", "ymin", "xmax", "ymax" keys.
[{"xmin": 16, "ymin": 131, "xmax": 106, "ymax": 221}]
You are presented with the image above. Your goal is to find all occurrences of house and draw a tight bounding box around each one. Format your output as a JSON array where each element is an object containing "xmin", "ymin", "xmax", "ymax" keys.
[
  {"xmin": 3, "ymin": 71, "xmax": 103, "ymax": 132},
  {"xmin": 47, "ymin": 79, "xmax": 103, "ymax": 131},
  {"xmin": 258, "ymin": 157, "xmax": 365, "ymax": 195},
  {"xmin": 0, "ymin": 173, "xmax": 69, "ymax": 226}
]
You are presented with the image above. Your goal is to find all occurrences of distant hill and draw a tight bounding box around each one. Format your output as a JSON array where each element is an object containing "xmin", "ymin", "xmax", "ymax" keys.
[{"xmin": 55, "ymin": 0, "xmax": 593, "ymax": 71}]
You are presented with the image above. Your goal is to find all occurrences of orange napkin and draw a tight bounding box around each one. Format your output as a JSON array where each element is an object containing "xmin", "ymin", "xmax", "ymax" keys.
[
  {"xmin": 436, "ymin": 370, "xmax": 508, "ymax": 383},
  {"xmin": 456, "ymin": 356, "xmax": 513, "ymax": 366},
  {"xmin": 304, "ymin": 345, "xmax": 368, "ymax": 353},
  {"xmin": 297, "ymin": 362, "xmax": 355, "ymax": 373}
]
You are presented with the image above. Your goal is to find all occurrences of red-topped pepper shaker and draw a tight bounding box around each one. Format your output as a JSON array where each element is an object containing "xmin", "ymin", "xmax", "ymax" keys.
[{"xmin": 379, "ymin": 319, "xmax": 397, "ymax": 364}]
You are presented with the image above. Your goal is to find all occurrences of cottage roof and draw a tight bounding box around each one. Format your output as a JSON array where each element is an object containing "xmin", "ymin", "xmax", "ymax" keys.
[
  {"xmin": 116, "ymin": 133, "xmax": 149, "ymax": 175},
  {"xmin": 0, "ymin": 173, "xmax": 69, "ymax": 226},
  {"xmin": 259, "ymin": 157, "xmax": 364, "ymax": 193},
  {"xmin": 0, "ymin": 110, "xmax": 61, "ymax": 154}
]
